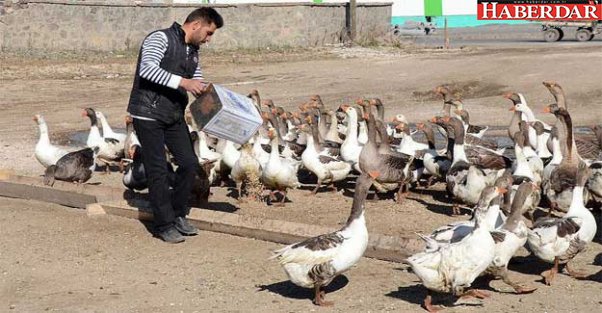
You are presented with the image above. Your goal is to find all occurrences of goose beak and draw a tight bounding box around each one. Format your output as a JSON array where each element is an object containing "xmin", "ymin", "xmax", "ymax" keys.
[
  {"xmin": 542, "ymin": 106, "xmax": 551, "ymax": 113},
  {"xmin": 430, "ymin": 117, "xmax": 437, "ymax": 123},
  {"xmin": 497, "ymin": 187, "xmax": 508, "ymax": 194},
  {"xmin": 509, "ymin": 106, "xmax": 516, "ymax": 112},
  {"xmin": 81, "ymin": 110, "xmax": 88, "ymax": 117}
]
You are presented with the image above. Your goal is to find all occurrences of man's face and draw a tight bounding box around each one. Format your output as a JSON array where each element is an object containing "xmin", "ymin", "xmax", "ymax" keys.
[{"xmin": 189, "ymin": 20, "xmax": 217, "ymax": 46}]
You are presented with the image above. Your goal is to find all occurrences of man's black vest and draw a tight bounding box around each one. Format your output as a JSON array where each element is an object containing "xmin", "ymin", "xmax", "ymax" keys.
[{"xmin": 127, "ymin": 22, "xmax": 199, "ymax": 124}]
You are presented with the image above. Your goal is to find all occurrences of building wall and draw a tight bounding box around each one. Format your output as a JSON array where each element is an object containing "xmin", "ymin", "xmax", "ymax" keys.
[{"xmin": 0, "ymin": 1, "xmax": 392, "ymax": 52}]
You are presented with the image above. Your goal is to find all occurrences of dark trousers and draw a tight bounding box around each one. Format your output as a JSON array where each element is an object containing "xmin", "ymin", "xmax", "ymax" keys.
[{"xmin": 133, "ymin": 117, "xmax": 198, "ymax": 231}]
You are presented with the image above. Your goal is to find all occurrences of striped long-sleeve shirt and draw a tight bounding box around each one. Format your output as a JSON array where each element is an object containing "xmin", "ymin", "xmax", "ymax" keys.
[
  {"xmin": 132, "ymin": 31, "xmax": 204, "ymax": 121},
  {"xmin": 139, "ymin": 31, "xmax": 203, "ymax": 89}
]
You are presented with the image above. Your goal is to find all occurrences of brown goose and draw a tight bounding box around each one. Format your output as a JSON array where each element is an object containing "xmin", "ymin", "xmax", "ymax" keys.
[{"xmin": 542, "ymin": 81, "xmax": 600, "ymax": 160}]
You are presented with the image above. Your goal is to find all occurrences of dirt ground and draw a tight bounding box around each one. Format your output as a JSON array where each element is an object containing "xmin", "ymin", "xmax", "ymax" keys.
[{"xmin": 1, "ymin": 24, "xmax": 602, "ymax": 311}]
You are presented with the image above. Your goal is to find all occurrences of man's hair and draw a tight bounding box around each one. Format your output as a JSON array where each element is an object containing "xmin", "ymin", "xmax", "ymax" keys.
[{"xmin": 185, "ymin": 7, "xmax": 224, "ymax": 29}]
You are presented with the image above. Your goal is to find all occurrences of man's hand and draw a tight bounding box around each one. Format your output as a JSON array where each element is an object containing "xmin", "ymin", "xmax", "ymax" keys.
[{"xmin": 180, "ymin": 78, "xmax": 207, "ymax": 97}]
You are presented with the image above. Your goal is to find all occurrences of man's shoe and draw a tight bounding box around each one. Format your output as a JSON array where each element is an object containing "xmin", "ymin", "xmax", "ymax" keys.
[
  {"xmin": 174, "ymin": 217, "xmax": 199, "ymax": 236},
  {"xmin": 157, "ymin": 227, "xmax": 185, "ymax": 243}
]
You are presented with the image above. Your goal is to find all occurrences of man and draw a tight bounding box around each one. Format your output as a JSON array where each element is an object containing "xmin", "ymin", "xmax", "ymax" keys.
[{"xmin": 127, "ymin": 7, "xmax": 223, "ymax": 243}]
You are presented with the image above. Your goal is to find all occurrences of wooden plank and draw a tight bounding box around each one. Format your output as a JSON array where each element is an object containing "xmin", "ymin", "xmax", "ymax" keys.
[
  {"xmin": 0, "ymin": 181, "xmax": 97, "ymax": 208},
  {"xmin": 98, "ymin": 200, "xmax": 422, "ymax": 262},
  {"xmin": 0, "ymin": 173, "xmax": 127, "ymax": 203}
]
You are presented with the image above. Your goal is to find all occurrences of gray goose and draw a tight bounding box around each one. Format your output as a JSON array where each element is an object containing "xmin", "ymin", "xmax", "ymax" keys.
[
  {"xmin": 358, "ymin": 110, "xmax": 414, "ymax": 203},
  {"xmin": 44, "ymin": 147, "xmax": 98, "ymax": 186},
  {"xmin": 543, "ymin": 104, "xmax": 590, "ymax": 212}
]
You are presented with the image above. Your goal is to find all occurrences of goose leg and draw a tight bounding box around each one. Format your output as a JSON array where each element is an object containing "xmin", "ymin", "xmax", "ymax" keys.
[
  {"xmin": 565, "ymin": 262, "xmax": 587, "ymax": 278},
  {"xmin": 424, "ymin": 290, "xmax": 440, "ymax": 313},
  {"xmin": 276, "ymin": 190, "xmax": 287, "ymax": 207},
  {"xmin": 236, "ymin": 182, "xmax": 245, "ymax": 203},
  {"xmin": 311, "ymin": 179, "xmax": 322, "ymax": 194},
  {"xmin": 541, "ymin": 257, "xmax": 559, "ymax": 285},
  {"xmin": 312, "ymin": 285, "xmax": 333, "ymax": 306}
]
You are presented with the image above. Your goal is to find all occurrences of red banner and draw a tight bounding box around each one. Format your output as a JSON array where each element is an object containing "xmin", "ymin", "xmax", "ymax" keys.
[{"xmin": 477, "ymin": 1, "xmax": 602, "ymax": 20}]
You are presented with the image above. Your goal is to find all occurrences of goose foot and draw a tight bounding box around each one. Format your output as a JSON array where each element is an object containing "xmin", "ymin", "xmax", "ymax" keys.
[
  {"xmin": 541, "ymin": 257, "xmax": 559, "ymax": 285},
  {"xmin": 513, "ymin": 285, "xmax": 537, "ymax": 294},
  {"xmin": 426, "ymin": 176, "xmax": 436, "ymax": 188},
  {"xmin": 452, "ymin": 204, "xmax": 461, "ymax": 216},
  {"xmin": 565, "ymin": 262, "xmax": 587, "ymax": 278},
  {"xmin": 458, "ymin": 289, "xmax": 490, "ymax": 300},
  {"xmin": 424, "ymin": 292, "xmax": 441, "ymax": 313},
  {"xmin": 313, "ymin": 286, "xmax": 333, "ymax": 306}
]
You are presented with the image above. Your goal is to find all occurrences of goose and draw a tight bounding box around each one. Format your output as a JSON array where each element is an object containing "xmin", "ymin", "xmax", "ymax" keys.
[
  {"xmin": 542, "ymin": 81, "xmax": 600, "ymax": 160},
  {"xmin": 507, "ymin": 92, "xmax": 550, "ymax": 150},
  {"xmin": 543, "ymin": 104, "xmax": 589, "ymax": 212},
  {"xmin": 122, "ymin": 144, "xmax": 148, "ymax": 191},
  {"xmin": 416, "ymin": 121, "xmax": 451, "ymax": 186},
  {"xmin": 196, "ymin": 130, "xmax": 222, "ymax": 163},
  {"xmin": 83, "ymin": 108, "xmax": 125, "ymax": 173},
  {"xmin": 448, "ymin": 106, "xmax": 499, "ymax": 151},
  {"xmin": 44, "ymin": 147, "xmax": 98, "ymax": 186},
  {"xmin": 503, "ymin": 92, "xmax": 525, "ymax": 141},
  {"xmin": 358, "ymin": 110, "xmax": 414, "ymax": 203},
  {"xmin": 455, "ymin": 109, "xmax": 488, "ymax": 138},
  {"xmin": 407, "ymin": 194, "xmax": 496, "ymax": 313},
  {"xmin": 394, "ymin": 121, "xmax": 429, "ymax": 156},
  {"xmin": 486, "ymin": 181, "xmax": 539, "ymax": 294},
  {"xmin": 530, "ymin": 121, "xmax": 553, "ymax": 164},
  {"xmin": 299, "ymin": 122, "xmax": 352, "ymax": 194},
  {"xmin": 424, "ymin": 185, "xmax": 507, "ymax": 249},
  {"xmin": 517, "ymin": 121, "xmax": 544, "ymax": 185},
  {"xmin": 439, "ymin": 116, "xmax": 502, "ymax": 215},
  {"xmin": 33, "ymin": 114, "xmax": 69, "ymax": 168},
  {"xmin": 339, "ymin": 104, "xmax": 364, "ymax": 173},
  {"xmin": 95, "ymin": 111, "xmax": 127, "ymax": 143},
  {"xmin": 270, "ymin": 172, "xmax": 372, "ymax": 306},
  {"xmin": 261, "ymin": 128, "xmax": 301, "ymax": 205},
  {"xmin": 231, "ymin": 143, "xmax": 263, "ymax": 202},
  {"xmin": 587, "ymin": 125, "xmax": 602, "ymax": 202},
  {"xmin": 123, "ymin": 115, "xmax": 140, "ymax": 160},
  {"xmin": 324, "ymin": 109, "xmax": 343, "ymax": 144},
  {"xmin": 528, "ymin": 162, "xmax": 597, "ymax": 285},
  {"xmin": 510, "ymin": 129, "xmax": 542, "ymax": 221}
]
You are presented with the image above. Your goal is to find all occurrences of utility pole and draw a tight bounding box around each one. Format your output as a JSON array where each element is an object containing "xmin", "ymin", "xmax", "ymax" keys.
[{"xmin": 349, "ymin": 0, "xmax": 357, "ymax": 43}]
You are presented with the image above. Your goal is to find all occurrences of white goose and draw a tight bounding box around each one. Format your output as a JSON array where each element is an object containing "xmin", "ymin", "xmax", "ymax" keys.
[
  {"xmin": 231, "ymin": 143, "xmax": 263, "ymax": 202},
  {"xmin": 261, "ymin": 128, "xmax": 301, "ymax": 205},
  {"xmin": 270, "ymin": 172, "xmax": 372, "ymax": 306},
  {"xmin": 33, "ymin": 114, "xmax": 69, "ymax": 168},
  {"xmin": 528, "ymin": 162, "xmax": 597, "ymax": 285},
  {"xmin": 83, "ymin": 108, "xmax": 125, "ymax": 172},
  {"xmin": 95, "ymin": 111, "xmax": 127, "ymax": 143},
  {"xmin": 339, "ymin": 104, "xmax": 363, "ymax": 172},
  {"xmin": 486, "ymin": 182, "xmax": 539, "ymax": 294},
  {"xmin": 300, "ymin": 123, "xmax": 352, "ymax": 194},
  {"xmin": 407, "ymin": 196, "xmax": 496, "ymax": 312},
  {"xmin": 511, "ymin": 93, "xmax": 551, "ymax": 150},
  {"xmin": 424, "ymin": 185, "xmax": 506, "ymax": 249}
]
